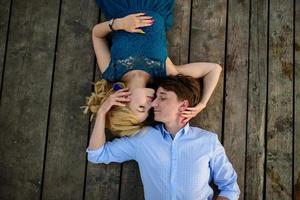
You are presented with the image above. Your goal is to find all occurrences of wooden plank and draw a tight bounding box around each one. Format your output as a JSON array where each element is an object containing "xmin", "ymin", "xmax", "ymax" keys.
[
  {"xmin": 41, "ymin": 0, "xmax": 98, "ymax": 199},
  {"xmin": 0, "ymin": 0, "xmax": 60, "ymax": 199},
  {"xmin": 245, "ymin": 0, "xmax": 268, "ymax": 199},
  {"xmin": 0, "ymin": 0, "xmax": 11, "ymax": 95},
  {"xmin": 189, "ymin": 0, "xmax": 226, "ymax": 138},
  {"xmin": 189, "ymin": 0, "xmax": 227, "ymax": 197},
  {"xmin": 167, "ymin": 0, "xmax": 191, "ymax": 65},
  {"xmin": 295, "ymin": 1, "xmax": 300, "ymax": 199},
  {"xmin": 119, "ymin": 1, "xmax": 192, "ymax": 199},
  {"xmin": 266, "ymin": 0, "xmax": 294, "ymax": 199},
  {"xmin": 84, "ymin": 13, "xmax": 122, "ymax": 200},
  {"xmin": 223, "ymin": 0, "xmax": 250, "ymax": 199}
]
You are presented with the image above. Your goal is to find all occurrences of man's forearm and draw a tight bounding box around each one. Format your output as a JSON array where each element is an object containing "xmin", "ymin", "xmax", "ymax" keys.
[{"xmin": 87, "ymin": 112, "xmax": 106, "ymax": 150}]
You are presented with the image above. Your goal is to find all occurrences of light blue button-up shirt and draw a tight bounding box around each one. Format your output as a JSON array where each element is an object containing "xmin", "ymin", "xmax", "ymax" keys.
[{"xmin": 86, "ymin": 123, "xmax": 240, "ymax": 200}]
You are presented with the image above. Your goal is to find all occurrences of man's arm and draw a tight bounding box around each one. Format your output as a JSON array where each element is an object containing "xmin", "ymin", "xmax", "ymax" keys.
[
  {"xmin": 86, "ymin": 88, "xmax": 136, "ymax": 164},
  {"xmin": 210, "ymin": 134, "xmax": 240, "ymax": 200}
]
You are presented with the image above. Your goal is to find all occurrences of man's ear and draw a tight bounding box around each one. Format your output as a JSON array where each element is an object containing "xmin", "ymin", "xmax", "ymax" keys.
[{"xmin": 180, "ymin": 100, "xmax": 189, "ymax": 110}]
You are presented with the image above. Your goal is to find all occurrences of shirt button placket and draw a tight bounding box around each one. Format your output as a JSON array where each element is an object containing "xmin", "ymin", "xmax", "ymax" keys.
[{"xmin": 170, "ymin": 140, "xmax": 177, "ymax": 200}]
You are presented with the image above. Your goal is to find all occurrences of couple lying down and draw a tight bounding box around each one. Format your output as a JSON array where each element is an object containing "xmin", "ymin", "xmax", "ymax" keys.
[{"xmin": 83, "ymin": 0, "xmax": 240, "ymax": 199}]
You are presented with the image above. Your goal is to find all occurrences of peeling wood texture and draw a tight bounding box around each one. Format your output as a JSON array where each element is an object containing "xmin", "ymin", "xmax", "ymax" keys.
[
  {"xmin": 224, "ymin": 0, "xmax": 250, "ymax": 199},
  {"xmin": 295, "ymin": 1, "xmax": 300, "ymax": 200},
  {"xmin": 41, "ymin": 0, "xmax": 98, "ymax": 199},
  {"xmin": 245, "ymin": 0, "xmax": 268, "ymax": 199},
  {"xmin": 0, "ymin": 0, "xmax": 297, "ymax": 199},
  {"xmin": 266, "ymin": 0, "xmax": 294, "ymax": 199},
  {"xmin": 0, "ymin": 0, "xmax": 11, "ymax": 95},
  {"xmin": 0, "ymin": 0, "xmax": 60, "ymax": 199}
]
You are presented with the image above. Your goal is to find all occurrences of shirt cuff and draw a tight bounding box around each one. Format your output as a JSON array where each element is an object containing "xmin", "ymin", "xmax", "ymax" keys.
[
  {"xmin": 86, "ymin": 145, "xmax": 104, "ymax": 154},
  {"xmin": 218, "ymin": 191, "xmax": 239, "ymax": 200}
]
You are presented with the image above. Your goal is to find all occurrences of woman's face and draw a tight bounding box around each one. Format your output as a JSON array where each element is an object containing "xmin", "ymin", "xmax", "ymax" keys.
[{"xmin": 127, "ymin": 88, "xmax": 155, "ymax": 122}]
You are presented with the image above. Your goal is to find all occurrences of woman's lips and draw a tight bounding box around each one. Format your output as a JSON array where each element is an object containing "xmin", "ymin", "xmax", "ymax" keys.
[{"xmin": 147, "ymin": 96, "xmax": 154, "ymax": 101}]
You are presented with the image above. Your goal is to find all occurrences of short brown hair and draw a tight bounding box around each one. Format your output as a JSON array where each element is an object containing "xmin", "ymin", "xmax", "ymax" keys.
[{"xmin": 158, "ymin": 75, "xmax": 201, "ymax": 107}]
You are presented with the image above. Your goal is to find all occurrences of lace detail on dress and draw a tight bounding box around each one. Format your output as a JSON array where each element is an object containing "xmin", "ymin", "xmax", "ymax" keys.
[
  {"xmin": 102, "ymin": 55, "xmax": 166, "ymax": 82},
  {"xmin": 116, "ymin": 56, "xmax": 162, "ymax": 70}
]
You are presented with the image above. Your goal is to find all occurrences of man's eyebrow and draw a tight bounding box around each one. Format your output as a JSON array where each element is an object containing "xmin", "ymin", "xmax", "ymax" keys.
[{"xmin": 158, "ymin": 91, "xmax": 167, "ymax": 95}]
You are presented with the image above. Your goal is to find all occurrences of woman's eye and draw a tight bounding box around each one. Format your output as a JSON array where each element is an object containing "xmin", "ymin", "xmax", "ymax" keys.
[{"xmin": 138, "ymin": 106, "xmax": 145, "ymax": 112}]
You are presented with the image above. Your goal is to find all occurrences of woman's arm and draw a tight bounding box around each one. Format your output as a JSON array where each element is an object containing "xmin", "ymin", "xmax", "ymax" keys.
[
  {"xmin": 177, "ymin": 62, "xmax": 222, "ymax": 106},
  {"xmin": 92, "ymin": 14, "xmax": 154, "ymax": 73},
  {"xmin": 87, "ymin": 88, "xmax": 131, "ymax": 150},
  {"xmin": 166, "ymin": 58, "xmax": 222, "ymax": 122}
]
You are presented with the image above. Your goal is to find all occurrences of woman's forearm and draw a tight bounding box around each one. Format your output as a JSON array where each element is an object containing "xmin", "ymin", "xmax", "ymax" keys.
[
  {"xmin": 200, "ymin": 65, "xmax": 222, "ymax": 105},
  {"xmin": 87, "ymin": 112, "xmax": 107, "ymax": 150},
  {"xmin": 92, "ymin": 19, "xmax": 124, "ymax": 72},
  {"xmin": 92, "ymin": 19, "xmax": 123, "ymax": 38},
  {"xmin": 174, "ymin": 61, "xmax": 222, "ymax": 106}
]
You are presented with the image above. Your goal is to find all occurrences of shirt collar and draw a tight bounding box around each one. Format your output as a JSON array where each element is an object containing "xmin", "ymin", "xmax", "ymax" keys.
[{"xmin": 159, "ymin": 123, "xmax": 190, "ymax": 139}]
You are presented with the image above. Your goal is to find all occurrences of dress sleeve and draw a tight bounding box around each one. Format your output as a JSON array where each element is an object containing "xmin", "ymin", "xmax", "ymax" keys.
[
  {"xmin": 86, "ymin": 136, "xmax": 136, "ymax": 164},
  {"xmin": 210, "ymin": 134, "xmax": 240, "ymax": 200}
]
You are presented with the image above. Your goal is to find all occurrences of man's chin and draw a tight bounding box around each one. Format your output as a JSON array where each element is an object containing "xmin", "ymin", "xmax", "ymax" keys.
[{"xmin": 154, "ymin": 115, "xmax": 163, "ymax": 122}]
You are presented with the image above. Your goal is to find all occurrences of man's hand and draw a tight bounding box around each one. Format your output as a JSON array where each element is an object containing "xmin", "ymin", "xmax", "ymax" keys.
[
  {"xmin": 180, "ymin": 102, "xmax": 206, "ymax": 123},
  {"xmin": 114, "ymin": 13, "xmax": 154, "ymax": 34},
  {"xmin": 98, "ymin": 88, "xmax": 131, "ymax": 114}
]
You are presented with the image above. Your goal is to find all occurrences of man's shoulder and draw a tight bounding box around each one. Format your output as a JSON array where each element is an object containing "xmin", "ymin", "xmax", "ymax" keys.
[
  {"xmin": 189, "ymin": 126, "xmax": 219, "ymax": 140},
  {"xmin": 131, "ymin": 126, "xmax": 161, "ymax": 139}
]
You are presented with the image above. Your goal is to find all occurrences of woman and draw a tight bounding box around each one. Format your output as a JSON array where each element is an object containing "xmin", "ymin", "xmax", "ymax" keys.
[{"xmin": 82, "ymin": 0, "xmax": 222, "ymax": 136}]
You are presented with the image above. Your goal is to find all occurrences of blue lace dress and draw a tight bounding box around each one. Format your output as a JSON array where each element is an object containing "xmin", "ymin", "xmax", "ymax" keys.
[{"xmin": 95, "ymin": 0, "xmax": 175, "ymax": 82}]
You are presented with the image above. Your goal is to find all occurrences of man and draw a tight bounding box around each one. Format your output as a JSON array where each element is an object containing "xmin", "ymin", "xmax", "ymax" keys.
[{"xmin": 86, "ymin": 75, "xmax": 240, "ymax": 200}]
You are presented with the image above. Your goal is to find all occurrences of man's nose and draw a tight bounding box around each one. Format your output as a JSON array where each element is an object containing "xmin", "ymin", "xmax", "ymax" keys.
[{"xmin": 151, "ymin": 98, "xmax": 158, "ymax": 108}]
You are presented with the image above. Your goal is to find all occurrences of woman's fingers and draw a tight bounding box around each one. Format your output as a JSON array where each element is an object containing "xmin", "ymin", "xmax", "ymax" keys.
[
  {"xmin": 137, "ymin": 16, "xmax": 153, "ymax": 20},
  {"xmin": 137, "ymin": 20, "xmax": 154, "ymax": 27},
  {"xmin": 184, "ymin": 107, "xmax": 197, "ymax": 111},
  {"xmin": 181, "ymin": 111, "xmax": 194, "ymax": 115},
  {"xmin": 115, "ymin": 97, "xmax": 131, "ymax": 102},
  {"xmin": 134, "ymin": 12, "xmax": 146, "ymax": 17},
  {"xmin": 115, "ymin": 90, "xmax": 131, "ymax": 95},
  {"xmin": 134, "ymin": 29, "xmax": 146, "ymax": 34},
  {"xmin": 114, "ymin": 102, "xmax": 126, "ymax": 107},
  {"xmin": 115, "ymin": 87, "xmax": 129, "ymax": 93}
]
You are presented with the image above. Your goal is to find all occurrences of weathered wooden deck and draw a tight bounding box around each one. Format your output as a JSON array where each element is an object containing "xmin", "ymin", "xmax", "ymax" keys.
[{"xmin": 0, "ymin": 0, "xmax": 299, "ymax": 199}]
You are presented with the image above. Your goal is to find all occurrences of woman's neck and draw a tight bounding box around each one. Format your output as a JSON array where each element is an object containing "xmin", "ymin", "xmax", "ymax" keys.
[{"xmin": 122, "ymin": 71, "xmax": 151, "ymax": 89}]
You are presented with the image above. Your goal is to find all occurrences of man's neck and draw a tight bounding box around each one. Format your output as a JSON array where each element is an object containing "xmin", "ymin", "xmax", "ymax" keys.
[{"xmin": 164, "ymin": 120, "xmax": 186, "ymax": 138}]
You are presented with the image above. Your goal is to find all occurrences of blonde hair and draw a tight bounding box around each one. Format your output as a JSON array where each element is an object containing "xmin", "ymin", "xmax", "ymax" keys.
[{"xmin": 81, "ymin": 79, "xmax": 144, "ymax": 137}]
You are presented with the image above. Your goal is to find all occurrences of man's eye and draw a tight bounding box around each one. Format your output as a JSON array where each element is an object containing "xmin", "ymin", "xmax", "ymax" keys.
[{"xmin": 160, "ymin": 97, "xmax": 166, "ymax": 100}]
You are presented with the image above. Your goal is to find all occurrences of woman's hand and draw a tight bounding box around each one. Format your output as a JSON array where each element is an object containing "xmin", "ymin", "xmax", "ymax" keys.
[
  {"xmin": 115, "ymin": 13, "xmax": 154, "ymax": 34},
  {"xmin": 98, "ymin": 88, "xmax": 131, "ymax": 115},
  {"xmin": 180, "ymin": 102, "xmax": 207, "ymax": 123}
]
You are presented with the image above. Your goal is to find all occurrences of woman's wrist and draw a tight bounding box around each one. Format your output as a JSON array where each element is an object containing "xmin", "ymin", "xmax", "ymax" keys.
[
  {"xmin": 198, "ymin": 101, "xmax": 207, "ymax": 108},
  {"xmin": 97, "ymin": 108, "xmax": 108, "ymax": 118},
  {"xmin": 112, "ymin": 18, "xmax": 123, "ymax": 31}
]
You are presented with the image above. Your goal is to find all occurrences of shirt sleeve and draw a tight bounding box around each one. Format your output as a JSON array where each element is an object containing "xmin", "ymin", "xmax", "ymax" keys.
[
  {"xmin": 86, "ymin": 136, "xmax": 136, "ymax": 164},
  {"xmin": 210, "ymin": 134, "xmax": 240, "ymax": 200}
]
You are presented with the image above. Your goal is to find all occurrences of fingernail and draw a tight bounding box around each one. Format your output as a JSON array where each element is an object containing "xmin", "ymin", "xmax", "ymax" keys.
[{"xmin": 141, "ymin": 31, "xmax": 146, "ymax": 34}]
